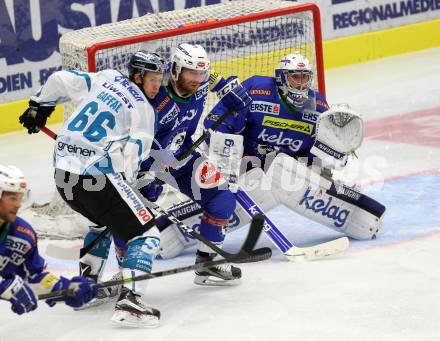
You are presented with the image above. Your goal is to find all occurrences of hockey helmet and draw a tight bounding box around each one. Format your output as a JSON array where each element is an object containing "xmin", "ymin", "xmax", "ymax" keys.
[
  {"xmin": 0, "ymin": 165, "xmax": 28, "ymax": 198},
  {"xmin": 275, "ymin": 53, "xmax": 313, "ymax": 108},
  {"xmin": 128, "ymin": 50, "xmax": 166, "ymax": 80},
  {"xmin": 170, "ymin": 43, "xmax": 210, "ymax": 83}
]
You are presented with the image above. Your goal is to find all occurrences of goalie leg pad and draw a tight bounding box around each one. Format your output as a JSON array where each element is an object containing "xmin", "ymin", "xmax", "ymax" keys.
[{"xmin": 268, "ymin": 153, "xmax": 386, "ymax": 240}]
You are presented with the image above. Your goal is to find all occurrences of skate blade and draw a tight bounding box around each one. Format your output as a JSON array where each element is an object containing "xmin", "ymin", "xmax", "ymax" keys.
[
  {"xmin": 110, "ymin": 311, "xmax": 160, "ymax": 328},
  {"xmin": 194, "ymin": 275, "xmax": 242, "ymax": 287},
  {"xmin": 74, "ymin": 296, "xmax": 116, "ymax": 310}
]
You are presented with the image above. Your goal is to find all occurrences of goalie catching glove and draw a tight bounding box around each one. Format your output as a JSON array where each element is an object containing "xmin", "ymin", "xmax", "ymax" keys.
[
  {"xmin": 19, "ymin": 100, "xmax": 55, "ymax": 134},
  {"xmin": 311, "ymin": 103, "xmax": 364, "ymax": 169}
]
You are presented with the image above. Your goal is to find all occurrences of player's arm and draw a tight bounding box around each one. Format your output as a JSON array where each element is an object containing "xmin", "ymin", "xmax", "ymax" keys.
[
  {"xmin": 24, "ymin": 242, "xmax": 98, "ymax": 309},
  {"xmin": 204, "ymin": 75, "xmax": 255, "ymax": 134},
  {"xmin": 123, "ymin": 102, "xmax": 157, "ymax": 184},
  {"xmin": 0, "ymin": 274, "xmax": 38, "ymax": 315},
  {"xmin": 19, "ymin": 70, "xmax": 97, "ymax": 134}
]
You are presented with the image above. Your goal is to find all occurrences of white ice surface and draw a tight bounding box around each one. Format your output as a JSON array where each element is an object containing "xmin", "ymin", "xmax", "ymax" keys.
[{"xmin": 1, "ymin": 48, "xmax": 440, "ymax": 341}]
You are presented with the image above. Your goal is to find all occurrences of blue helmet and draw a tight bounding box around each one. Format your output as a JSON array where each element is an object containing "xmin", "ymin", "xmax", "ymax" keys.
[
  {"xmin": 128, "ymin": 51, "xmax": 165, "ymax": 80},
  {"xmin": 275, "ymin": 53, "xmax": 313, "ymax": 108}
]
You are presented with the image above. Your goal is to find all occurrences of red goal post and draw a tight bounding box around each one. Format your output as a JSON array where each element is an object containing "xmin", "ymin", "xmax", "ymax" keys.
[
  {"xmin": 27, "ymin": 0, "xmax": 326, "ymax": 239},
  {"xmin": 60, "ymin": 0, "xmax": 326, "ymax": 103}
]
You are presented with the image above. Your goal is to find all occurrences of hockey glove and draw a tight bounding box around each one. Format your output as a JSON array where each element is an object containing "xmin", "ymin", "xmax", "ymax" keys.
[
  {"xmin": 211, "ymin": 76, "xmax": 252, "ymax": 114},
  {"xmin": 46, "ymin": 275, "xmax": 98, "ymax": 308},
  {"xmin": 0, "ymin": 275, "xmax": 38, "ymax": 315},
  {"xmin": 19, "ymin": 100, "xmax": 55, "ymax": 134},
  {"xmin": 139, "ymin": 181, "xmax": 164, "ymax": 202}
]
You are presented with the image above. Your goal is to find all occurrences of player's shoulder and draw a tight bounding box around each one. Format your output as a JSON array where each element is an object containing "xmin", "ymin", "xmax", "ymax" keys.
[
  {"xmin": 313, "ymin": 91, "xmax": 329, "ymax": 112},
  {"xmin": 244, "ymin": 76, "xmax": 277, "ymax": 97},
  {"xmin": 11, "ymin": 217, "xmax": 38, "ymax": 245},
  {"xmin": 193, "ymin": 80, "xmax": 209, "ymax": 100}
]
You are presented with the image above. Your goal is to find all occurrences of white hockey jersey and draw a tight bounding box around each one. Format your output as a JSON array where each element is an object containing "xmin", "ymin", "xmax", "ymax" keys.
[{"xmin": 31, "ymin": 69, "xmax": 155, "ymax": 183}]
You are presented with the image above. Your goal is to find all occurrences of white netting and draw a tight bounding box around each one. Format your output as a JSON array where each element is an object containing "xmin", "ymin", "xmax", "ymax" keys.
[
  {"xmin": 21, "ymin": 193, "xmax": 91, "ymax": 239},
  {"xmin": 30, "ymin": 0, "xmax": 324, "ymax": 239}
]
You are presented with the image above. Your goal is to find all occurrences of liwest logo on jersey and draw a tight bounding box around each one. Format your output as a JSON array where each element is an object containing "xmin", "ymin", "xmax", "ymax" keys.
[
  {"xmin": 262, "ymin": 116, "xmax": 313, "ymax": 135},
  {"xmin": 250, "ymin": 101, "xmax": 280, "ymax": 115},
  {"xmin": 299, "ymin": 187, "xmax": 350, "ymax": 228}
]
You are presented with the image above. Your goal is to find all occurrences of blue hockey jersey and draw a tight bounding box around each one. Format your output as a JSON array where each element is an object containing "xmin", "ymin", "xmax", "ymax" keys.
[
  {"xmin": 206, "ymin": 75, "xmax": 329, "ymax": 163},
  {"xmin": 0, "ymin": 217, "xmax": 46, "ymax": 280},
  {"xmin": 141, "ymin": 80, "xmax": 209, "ymax": 174}
]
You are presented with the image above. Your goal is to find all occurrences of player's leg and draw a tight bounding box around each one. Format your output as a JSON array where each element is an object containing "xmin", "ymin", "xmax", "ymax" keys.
[
  {"xmin": 55, "ymin": 170, "xmax": 160, "ymax": 327},
  {"xmin": 176, "ymin": 161, "xmax": 241, "ymax": 286}
]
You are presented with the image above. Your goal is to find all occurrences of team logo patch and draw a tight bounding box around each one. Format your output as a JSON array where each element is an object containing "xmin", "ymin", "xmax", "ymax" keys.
[
  {"xmin": 157, "ymin": 96, "xmax": 171, "ymax": 112},
  {"xmin": 302, "ymin": 111, "xmax": 318, "ymax": 123},
  {"xmin": 250, "ymin": 101, "xmax": 280, "ymax": 115},
  {"xmin": 195, "ymin": 161, "xmax": 225, "ymax": 189},
  {"xmin": 262, "ymin": 116, "xmax": 313, "ymax": 135},
  {"xmin": 250, "ymin": 89, "xmax": 272, "ymax": 96},
  {"xmin": 316, "ymin": 99, "xmax": 329, "ymax": 110},
  {"xmin": 169, "ymin": 130, "xmax": 186, "ymax": 152}
]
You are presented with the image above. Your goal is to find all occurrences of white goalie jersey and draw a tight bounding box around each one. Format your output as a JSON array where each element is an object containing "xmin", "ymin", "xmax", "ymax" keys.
[{"xmin": 31, "ymin": 70, "xmax": 155, "ymax": 183}]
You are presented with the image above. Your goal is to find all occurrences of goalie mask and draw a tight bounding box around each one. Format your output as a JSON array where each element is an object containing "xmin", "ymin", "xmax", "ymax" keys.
[
  {"xmin": 275, "ymin": 53, "xmax": 313, "ymax": 108},
  {"xmin": 128, "ymin": 51, "xmax": 165, "ymax": 81},
  {"xmin": 0, "ymin": 165, "xmax": 28, "ymax": 199},
  {"xmin": 170, "ymin": 43, "xmax": 210, "ymax": 98}
]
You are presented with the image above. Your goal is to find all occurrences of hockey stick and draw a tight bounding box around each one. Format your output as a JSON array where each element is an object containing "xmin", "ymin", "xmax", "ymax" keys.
[
  {"xmin": 235, "ymin": 188, "xmax": 349, "ymax": 261},
  {"xmin": 39, "ymin": 214, "xmax": 271, "ymax": 300}
]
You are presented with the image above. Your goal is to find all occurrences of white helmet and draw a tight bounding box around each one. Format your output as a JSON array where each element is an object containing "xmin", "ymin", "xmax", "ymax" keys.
[
  {"xmin": 0, "ymin": 165, "xmax": 28, "ymax": 198},
  {"xmin": 275, "ymin": 53, "xmax": 313, "ymax": 108},
  {"xmin": 170, "ymin": 43, "xmax": 210, "ymax": 83}
]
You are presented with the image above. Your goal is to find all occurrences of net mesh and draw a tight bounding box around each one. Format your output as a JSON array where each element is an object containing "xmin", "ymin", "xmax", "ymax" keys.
[{"xmin": 29, "ymin": 0, "xmax": 323, "ymax": 239}]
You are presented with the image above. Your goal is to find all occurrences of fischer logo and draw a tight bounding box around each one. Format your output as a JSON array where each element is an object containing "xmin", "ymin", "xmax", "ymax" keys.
[
  {"xmin": 250, "ymin": 101, "xmax": 280, "ymax": 115},
  {"xmin": 257, "ymin": 128, "xmax": 304, "ymax": 152},
  {"xmin": 299, "ymin": 187, "xmax": 350, "ymax": 228},
  {"xmin": 262, "ymin": 116, "xmax": 313, "ymax": 135},
  {"xmin": 57, "ymin": 141, "xmax": 97, "ymax": 157}
]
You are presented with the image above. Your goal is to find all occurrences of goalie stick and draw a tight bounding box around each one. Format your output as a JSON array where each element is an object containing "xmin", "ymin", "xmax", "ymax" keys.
[
  {"xmin": 235, "ymin": 188, "xmax": 349, "ymax": 261},
  {"xmin": 40, "ymin": 214, "xmax": 271, "ymax": 300}
]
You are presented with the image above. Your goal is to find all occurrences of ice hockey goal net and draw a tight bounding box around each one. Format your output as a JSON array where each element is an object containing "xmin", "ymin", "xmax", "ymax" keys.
[{"xmin": 25, "ymin": 0, "xmax": 325, "ymax": 239}]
